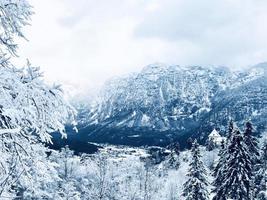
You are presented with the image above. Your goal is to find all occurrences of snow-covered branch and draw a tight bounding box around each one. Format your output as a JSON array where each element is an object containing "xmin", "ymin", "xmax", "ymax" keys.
[{"xmin": 0, "ymin": 128, "xmax": 20, "ymax": 134}]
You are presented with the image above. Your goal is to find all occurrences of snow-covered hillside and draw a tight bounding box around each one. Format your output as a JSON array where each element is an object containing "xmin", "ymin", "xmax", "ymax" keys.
[{"xmin": 74, "ymin": 63, "xmax": 267, "ymax": 147}]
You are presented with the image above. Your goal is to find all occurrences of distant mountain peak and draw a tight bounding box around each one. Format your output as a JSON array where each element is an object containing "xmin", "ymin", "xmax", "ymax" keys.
[
  {"xmin": 75, "ymin": 63, "xmax": 267, "ymax": 147},
  {"xmin": 253, "ymin": 62, "xmax": 267, "ymax": 76}
]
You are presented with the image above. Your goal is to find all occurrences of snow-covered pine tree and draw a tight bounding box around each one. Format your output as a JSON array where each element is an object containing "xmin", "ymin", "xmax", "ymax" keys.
[
  {"xmin": 255, "ymin": 140, "xmax": 267, "ymax": 200},
  {"xmin": 182, "ymin": 140, "xmax": 209, "ymax": 200},
  {"xmin": 212, "ymin": 120, "xmax": 233, "ymax": 199},
  {"xmin": 243, "ymin": 121, "xmax": 260, "ymax": 165},
  {"xmin": 227, "ymin": 119, "xmax": 234, "ymax": 141},
  {"xmin": 167, "ymin": 142, "xmax": 180, "ymax": 169},
  {"xmin": 212, "ymin": 140, "xmax": 226, "ymax": 195},
  {"xmin": 243, "ymin": 121, "xmax": 261, "ymax": 198},
  {"xmin": 213, "ymin": 128, "xmax": 253, "ymax": 200}
]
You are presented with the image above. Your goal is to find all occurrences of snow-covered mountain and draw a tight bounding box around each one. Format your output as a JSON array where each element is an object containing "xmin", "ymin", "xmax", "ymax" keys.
[{"xmin": 74, "ymin": 63, "xmax": 267, "ymax": 148}]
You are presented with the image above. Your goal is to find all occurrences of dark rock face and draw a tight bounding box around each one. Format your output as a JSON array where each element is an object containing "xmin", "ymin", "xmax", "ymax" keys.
[{"xmin": 69, "ymin": 63, "xmax": 267, "ymax": 150}]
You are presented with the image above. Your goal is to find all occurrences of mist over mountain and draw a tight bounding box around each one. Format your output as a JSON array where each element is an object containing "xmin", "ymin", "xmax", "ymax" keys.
[{"xmin": 59, "ymin": 63, "xmax": 267, "ymax": 151}]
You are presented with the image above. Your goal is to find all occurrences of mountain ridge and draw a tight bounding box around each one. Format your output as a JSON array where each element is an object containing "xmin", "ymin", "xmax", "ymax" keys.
[{"xmin": 67, "ymin": 63, "xmax": 267, "ymax": 149}]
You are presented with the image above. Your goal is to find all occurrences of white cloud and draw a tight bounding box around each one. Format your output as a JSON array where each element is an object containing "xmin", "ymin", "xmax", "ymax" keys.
[
  {"xmin": 13, "ymin": 0, "xmax": 267, "ymax": 94},
  {"xmin": 135, "ymin": 0, "xmax": 267, "ymax": 67}
]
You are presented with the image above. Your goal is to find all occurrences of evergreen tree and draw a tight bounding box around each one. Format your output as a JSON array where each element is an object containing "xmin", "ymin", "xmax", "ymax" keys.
[
  {"xmin": 255, "ymin": 141, "xmax": 267, "ymax": 200},
  {"xmin": 167, "ymin": 142, "xmax": 180, "ymax": 169},
  {"xmin": 168, "ymin": 142, "xmax": 180, "ymax": 156},
  {"xmin": 182, "ymin": 140, "xmax": 209, "ymax": 200},
  {"xmin": 227, "ymin": 119, "xmax": 234, "ymax": 141},
  {"xmin": 243, "ymin": 121, "xmax": 261, "ymax": 198},
  {"xmin": 243, "ymin": 121, "xmax": 260, "ymax": 165},
  {"xmin": 212, "ymin": 120, "xmax": 233, "ymax": 198},
  {"xmin": 206, "ymin": 138, "xmax": 216, "ymax": 151},
  {"xmin": 212, "ymin": 140, "xmax": 226, "ymax": 194},
  {"xmin": 213, "ymin": 129, "xmax": 253, "ymax": 200}
]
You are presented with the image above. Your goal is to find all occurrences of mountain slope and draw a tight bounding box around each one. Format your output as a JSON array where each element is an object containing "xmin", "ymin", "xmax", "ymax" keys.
[{"xmin": 74, "ymin": 63, "xmax": 267, "ymax": 149}]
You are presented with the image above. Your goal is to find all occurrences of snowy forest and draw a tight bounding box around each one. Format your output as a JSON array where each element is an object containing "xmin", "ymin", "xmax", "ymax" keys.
[{"xmin": 0, "ymin": 0, "xmax": 266, "ymax": 199}]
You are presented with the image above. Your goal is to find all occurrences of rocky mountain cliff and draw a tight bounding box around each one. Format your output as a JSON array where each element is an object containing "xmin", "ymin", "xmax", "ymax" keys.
[{"xmin": 69, "ymin": 63, "xmax": 267, "ymax": 149}]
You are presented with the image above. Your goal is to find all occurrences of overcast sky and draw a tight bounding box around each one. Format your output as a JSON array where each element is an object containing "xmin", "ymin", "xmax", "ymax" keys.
[{"xmin": 15, "ymin": 0, "xmax": 267, "ymax": 94}]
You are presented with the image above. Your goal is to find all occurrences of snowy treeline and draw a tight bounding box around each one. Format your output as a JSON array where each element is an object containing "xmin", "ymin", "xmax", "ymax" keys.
[
  {"xmin": 210, "ymin": 122, "xmax": 267, "ymax": 200},
  {"xmin": 182, "ymin": 121, "xmax": 267, "ymax": 200},
  {"xmin": 24, "ymin": 121, "xmax": 265, "ymax": 200},
  {"xmin": 47, "ymin": 122, "xmax": 266, "ymax": 200}
]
